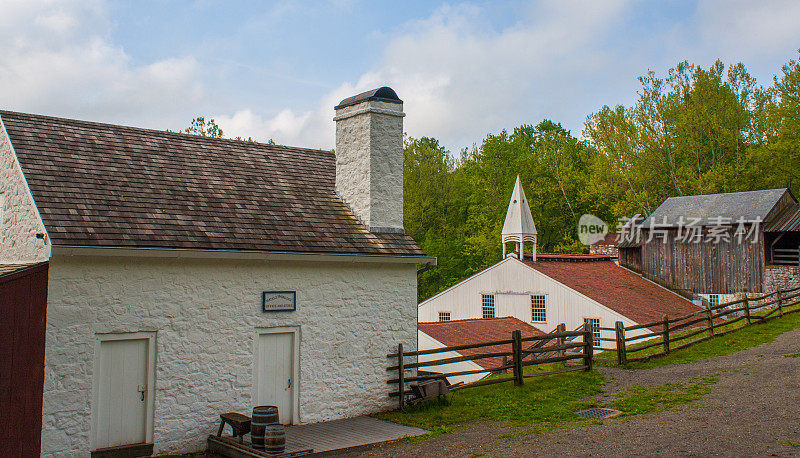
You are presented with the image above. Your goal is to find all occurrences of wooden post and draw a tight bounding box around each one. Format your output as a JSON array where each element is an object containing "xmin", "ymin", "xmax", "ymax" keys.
[
  {"xmin": 777, "ymin": 289, "xmax": 784, "ymax": 317},
  {"xmin": 512, "ymin": 330, "xmax": 523, "ymax": 386},
  {"xmin": 662, "ymin": 314, "xmax": 670, "ymax": 354},
  {"xmin": 583, "ymin": 329, "xmax": 593, "ymax": 371},
  {"xmin": 744, "ymin": 296, "xmax": 751, "ymax": 325},
  {"xmin": 397, "ymin": 343, "xmax": 404, "ymax": 411},
  {"xmin": 556, "ymin": 323, "xmax": 566, "ymax": 358},
  {"xmin": 705, "ymin": 304, "xmax": 714, "ymax": 337},
  {"xmin": 615, "ymin": 321, "xmax": 626, "ymax": 365}
]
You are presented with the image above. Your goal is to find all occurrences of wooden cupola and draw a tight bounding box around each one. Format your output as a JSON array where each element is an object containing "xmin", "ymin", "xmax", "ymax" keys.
[{"xmin": 502, "ymin": 175, "xmax": 537, "ymax": 260}]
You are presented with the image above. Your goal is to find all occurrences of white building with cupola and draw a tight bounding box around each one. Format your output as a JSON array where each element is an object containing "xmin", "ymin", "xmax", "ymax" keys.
[{"xmin": 418, "ymin": 176, "xmax": 701, "ymax": 358}]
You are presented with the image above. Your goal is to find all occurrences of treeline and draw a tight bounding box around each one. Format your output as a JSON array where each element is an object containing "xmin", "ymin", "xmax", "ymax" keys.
[{"xmin": 406, "ymin": 52, "xmax": 800, "ymax": 301}]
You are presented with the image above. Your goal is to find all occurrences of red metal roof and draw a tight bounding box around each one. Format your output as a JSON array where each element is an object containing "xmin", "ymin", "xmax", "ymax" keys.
[
  {"xmin": 536, "ymin": 253, "xmax": 610, "ymax": 261},
  {"xmin": 418, "ymin": 317, "xmax": 545, "ymax": 370},
  {"xmin": 522, "ymin": 256, "xmax": 700, "ymax": 326}
]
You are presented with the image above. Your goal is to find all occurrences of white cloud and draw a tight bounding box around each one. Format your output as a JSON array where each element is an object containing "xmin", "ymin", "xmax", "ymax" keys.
[
  {"xmin": 214, "ymin": 0, "xmax": 630, "ymax": 150},
  {"xmin": 211, "ymin": 0, "xmax": 800, "ymax": 152},
  {"xmin": 0, "ymin": 0, "xmax": 203, "ymax": 126},
  {"xmin": 693, "ymin": 0, "xmax": 800, "ymax": 60},
  {"xmin": 5, "ymin": 1, "xmax": 798, "ymax": 152}
]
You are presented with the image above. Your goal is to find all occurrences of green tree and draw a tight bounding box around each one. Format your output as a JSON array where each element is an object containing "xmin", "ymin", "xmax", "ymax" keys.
[
  {"xmin": 407, "ymin": 122, "xmax": 600, "ymax": 300},
  {"xmin": 184, "ymin": 116, "xmax": 224, "ymax": 138},
  {"xmin": 585, "ymin": 59, "xmax": 767, "ymax": 218},
  {"xmin": 756, "ymin": 50, "xmax": 800, "ymax": 193}
]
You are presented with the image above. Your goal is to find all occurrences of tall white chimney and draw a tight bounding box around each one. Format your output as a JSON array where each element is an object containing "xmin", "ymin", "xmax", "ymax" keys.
[{"xmin": 333, "ymin": 87, "xmax": 405, "ymax": 233}]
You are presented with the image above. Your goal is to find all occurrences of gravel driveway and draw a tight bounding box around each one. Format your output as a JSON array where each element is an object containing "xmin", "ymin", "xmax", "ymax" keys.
[{"xmin": 329, "ymin": 327, "xmax": 800, "ymax": 457}]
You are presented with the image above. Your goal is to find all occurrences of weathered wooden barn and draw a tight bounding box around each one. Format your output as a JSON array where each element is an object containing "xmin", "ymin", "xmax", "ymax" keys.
[{"xmin": 619, "ymin": 188, "xmax": 800, "ymax": 302}]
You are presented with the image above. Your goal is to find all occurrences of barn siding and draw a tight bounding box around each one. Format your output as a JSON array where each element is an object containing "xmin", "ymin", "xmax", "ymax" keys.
[
  {"xmin": 618, "ymin": 247, "xmax": 642, "ymax": 272},
  {"xmin": 0, "ymin": 262, "xmax": 49, "ymax": 457},
  {"xmin": 640, "ymin": 227, "xmax": 764, "ymax": 294}
]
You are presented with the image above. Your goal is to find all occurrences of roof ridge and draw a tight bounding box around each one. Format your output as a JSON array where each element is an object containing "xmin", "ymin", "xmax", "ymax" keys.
[
  {"xmin": 419, "ymin": 316, "xmax": 521, "ymax": 325},
  {"xmin": 0, "ymin": 109, "xmax": 333, "ymax": 155},
  {"xmin": 663, "ymin": 188, "xmax": 788, "ymax": 200}
]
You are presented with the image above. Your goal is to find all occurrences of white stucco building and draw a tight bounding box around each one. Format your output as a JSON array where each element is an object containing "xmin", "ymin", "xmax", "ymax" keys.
[
  {"xmin": 0, "ymin": 87, "xmax": 433, "ymax": 456},
  {"xmin": 418, "ymin": 177, "xmax": 700, "ymax": 372}
]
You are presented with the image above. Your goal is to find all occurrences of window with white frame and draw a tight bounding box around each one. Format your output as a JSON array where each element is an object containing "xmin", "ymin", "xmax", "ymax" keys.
[
  {"xmin": 531, "ymin": 295, "xmax": 546, "ymax": 322},
  {"xmin": 438, "ymin": 312, "xmax": 451, "ymax": 322},
  {"xmin": 709, "ymin": 294, "xmax": 720, "ymax": 308},
  {"xmin": 481, "ymin": 294, "xmax": 495, "ymax": 319},
  {"xmin": 584, "ymin": 317, "xmax": 601, "ymax": 347}
]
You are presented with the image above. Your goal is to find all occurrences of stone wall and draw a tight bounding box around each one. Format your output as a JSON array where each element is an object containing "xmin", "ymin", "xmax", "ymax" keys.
[
  {"xmin": 764, "ymin": 264, "xmax": 800, "ymax": 292},
  {"xmin": 42, "ymin": 254, "xmax": 418, "ymax": 456},
  {"xmin": 589, "ymin": 244, "xmax": 618, "ymax": 258},
  {"xmin": 0, "ymin": 118, "xmax": 50, "ymax": 263}
]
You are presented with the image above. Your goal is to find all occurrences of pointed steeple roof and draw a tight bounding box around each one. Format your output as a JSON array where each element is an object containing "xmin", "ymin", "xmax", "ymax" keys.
[{"xmin": 502, "ymin": 175, "xmax": 537, "ymax": 243}]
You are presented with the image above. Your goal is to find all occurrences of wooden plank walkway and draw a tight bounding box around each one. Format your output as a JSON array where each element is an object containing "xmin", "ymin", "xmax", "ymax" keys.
[{"xmin": 283, "ymin": 416, "xmax": 427, "ymax": 454}]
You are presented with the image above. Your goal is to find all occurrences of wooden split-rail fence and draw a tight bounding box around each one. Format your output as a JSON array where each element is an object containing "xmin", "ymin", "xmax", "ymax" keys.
[
  {"xmin": 385, "ymin": 287, "xmax": 800, "ymax": 409},
  {"xmin": 387, "ymin": 325, "xmax": 593, "ymax": 410},
  {"xmin": 613, "ymin": 286, "xmax": 800, "ymax": 364}
]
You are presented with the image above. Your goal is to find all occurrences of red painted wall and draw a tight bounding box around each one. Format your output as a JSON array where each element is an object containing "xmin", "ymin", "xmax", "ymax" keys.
[{"xmin": 0, "ymin": 263, "xmax": 49, "ymax": 457}]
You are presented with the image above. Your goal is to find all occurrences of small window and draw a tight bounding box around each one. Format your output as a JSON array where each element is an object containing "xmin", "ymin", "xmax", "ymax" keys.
[
  {"xmin": 481, "ymin": 294, "xmax": 495, "ymax": 319},
  {"xmin": 584, "ymin": 318, "xmax": 600, "ymax": 347},
  {"xmin": 531, "ymin": 295, "xmax": 546, "ymax": 322},
  {"xmin": 438, "ymin": 312, "xmax": 451, "ymax": 322},
  {"xmin": 709, "ymin": 294, "xmax": 720, "ymax": 308}
]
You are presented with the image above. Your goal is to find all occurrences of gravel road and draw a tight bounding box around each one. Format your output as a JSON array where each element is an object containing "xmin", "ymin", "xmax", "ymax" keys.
[{"xmin": 328, "ymin": 327, "xmax": 800, "ymax": 457}]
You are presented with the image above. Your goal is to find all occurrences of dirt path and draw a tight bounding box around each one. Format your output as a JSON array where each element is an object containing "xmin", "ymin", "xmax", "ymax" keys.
[{"xmin": 329, "ymin": 328, "xmax": 800, "ymax": 457}]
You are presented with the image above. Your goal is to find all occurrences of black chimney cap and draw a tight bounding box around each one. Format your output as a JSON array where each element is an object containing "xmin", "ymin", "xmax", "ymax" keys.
[{"xmin": 334, "ymin": 86, "xmax": 402, "ymax": 110}]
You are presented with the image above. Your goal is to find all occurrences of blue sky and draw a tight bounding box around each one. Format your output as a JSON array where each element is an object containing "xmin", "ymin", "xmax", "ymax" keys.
[{"xmin": 1, "ymin": 1, "xmax": 799, "ymax": 152}]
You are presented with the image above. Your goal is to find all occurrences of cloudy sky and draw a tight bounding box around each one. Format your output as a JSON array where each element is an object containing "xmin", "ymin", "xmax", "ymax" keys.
[{"xmin": 2, "ymin": 0, "xmax": 799, "ymax": 152}]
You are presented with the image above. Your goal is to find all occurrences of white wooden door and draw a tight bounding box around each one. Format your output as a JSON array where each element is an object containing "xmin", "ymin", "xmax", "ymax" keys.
[
  {"xmin": 95, "ymin": 338, "xmax": 149, "ymax": 449},
  {"xmin": 256, "ymin": 332, "xmax": 295, "ymax": 424}
]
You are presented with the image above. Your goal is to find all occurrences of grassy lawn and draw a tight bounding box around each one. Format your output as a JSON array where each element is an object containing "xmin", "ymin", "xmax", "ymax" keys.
[
  {"xmin": 610, "ymin": 376, "xmax": 718, "ymax": 415},
  {"xmin": 595, "ymin": 303, "xmax": 800, "ymax": 369},
  {"xmin": 377, "ymin": 364, "xmax": 722, "ymax": 440},
  {"xmin": 377, "ymin": 365, "xmax": 604, "ymax": 437}
]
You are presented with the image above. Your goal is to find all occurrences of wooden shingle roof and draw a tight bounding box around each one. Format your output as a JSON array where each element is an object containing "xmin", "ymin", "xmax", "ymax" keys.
[
  {"xmin": 642, "ymin": 188, "xmax": 793, "ymax": 227},
  {"xmin": 1, "ymin": 110, "xmax": 424, "ymax": 257}
]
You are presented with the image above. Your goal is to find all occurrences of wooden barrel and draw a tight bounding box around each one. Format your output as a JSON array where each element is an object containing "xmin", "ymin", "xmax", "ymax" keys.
[
  {"xmin": 264, "ymin": 424, "xmax": 286, "ymax": 455},
  {"xmin": 251, "ymin": 406, "xmax": 279, "ymax": 450}
]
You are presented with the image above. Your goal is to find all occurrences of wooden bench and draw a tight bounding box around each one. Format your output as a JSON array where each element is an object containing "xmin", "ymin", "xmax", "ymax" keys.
[{"xmin": 217, "ymin": 412, "xmax": 252, "ymax": 442}]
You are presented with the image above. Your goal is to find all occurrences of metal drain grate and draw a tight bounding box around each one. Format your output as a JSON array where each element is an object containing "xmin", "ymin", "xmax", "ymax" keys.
[{"xmin": 575, "ymin": 408, "xmax": 622, "ymax": 419}]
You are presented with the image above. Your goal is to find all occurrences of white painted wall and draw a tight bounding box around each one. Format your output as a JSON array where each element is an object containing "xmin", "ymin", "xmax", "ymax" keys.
[
  {"xmin": 417, "ymin": 331, "xmax": 488, "ymax": 385},
  {"xmin": 698, "ymin": 293, "xmax": 737, "ymax": 306},
  {"xmin": 0, "ymin": 118, "xmax": 50, "ymax": 263},
  {"xmin": 418, "ymin": 257, "xmax": 643, "ymax": 344},
  {"xmin": 42, "ymin": 254, "xmax": 418, "ymax": 456}
]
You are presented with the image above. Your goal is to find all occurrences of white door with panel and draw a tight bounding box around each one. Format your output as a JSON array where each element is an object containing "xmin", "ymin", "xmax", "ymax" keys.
[
  {"xmin": 255, "ymin": 332, "xmax": 295, "ymax": 424},
  {"xmin": 95, "ymin": 338, "xmax": 149, "ymax": 449}
]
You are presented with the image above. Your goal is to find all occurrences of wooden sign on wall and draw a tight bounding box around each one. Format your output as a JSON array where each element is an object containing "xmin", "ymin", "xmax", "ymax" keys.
[{"xmin": 262, "ymin": 291, "xmax": 296, "ymax": 312}]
